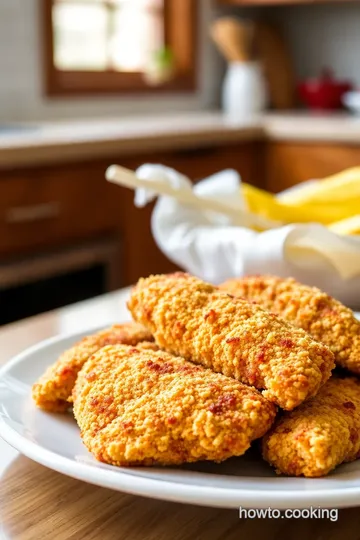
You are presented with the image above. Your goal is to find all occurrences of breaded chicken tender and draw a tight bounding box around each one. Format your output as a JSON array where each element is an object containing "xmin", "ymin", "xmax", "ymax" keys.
[
  {"xmin": 32, "ymin": 323, "xmax": 154, "ymax": 412},
  {"xmin": 128, "ymin": 273, "xmax": 334, "ymax": 410},
  {"xmin": 263, "ymin": 377, "xmax": 360, "ymax": 477},
  {"xmin": 73, "ymin": 344, "xmax": 277, "ymax": 466},
  {"xmin": 219, "ymin": 275, "xmax": 360, "ymax": 374}
]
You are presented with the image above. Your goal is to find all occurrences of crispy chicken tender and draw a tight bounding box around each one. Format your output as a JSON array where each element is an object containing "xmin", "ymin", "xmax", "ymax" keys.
[
  {"xmin": 262, "ymin": 377, "xmax": 360, "ymax": 477},
  {"xmin": 32, "ymin": 323, "xmax": 154, "ymax": 412},
  {"xmin": 73, "ymin": 344, "xmax": 277, "ymax": 466},
  {"xmin": 219, "ymin": 275, "xmax": 360, "ymax": 374},
  {"xmin": 128, "ymin": 273, "xmax": 334, "ymax": 410}
]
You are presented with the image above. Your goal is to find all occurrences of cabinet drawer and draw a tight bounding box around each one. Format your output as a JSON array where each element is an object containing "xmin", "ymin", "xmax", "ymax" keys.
[
  {"xmin": 163, "ymin": 143, "xmax": 257, "ymax": 185},
  {"xmin": 0, "ymin": 166, "xmax": 118, "ymax": 256}
]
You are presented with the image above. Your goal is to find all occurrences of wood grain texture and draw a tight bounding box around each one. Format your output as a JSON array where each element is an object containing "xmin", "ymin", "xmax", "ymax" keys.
[
  {"xmin": 0, "ymin": 163, "xmax": 119, "ymax": 257},
  {"xmin": 0, "ymin": 143, "xmax": 257, "ymax": 285},
  {"xmin": 2, "ymin": 138, "xmax": 358, "ymax": 288},
  {"xmin": 0, "ymin": 291, "xmax": 360, "ymax": 539},
  {"xmin": 265, "ymin": 142, "xmax": 360, "ymax": 193},
  {"xmin": 2, "ymin": 456, "xmax": 360, "ymax": 540}
]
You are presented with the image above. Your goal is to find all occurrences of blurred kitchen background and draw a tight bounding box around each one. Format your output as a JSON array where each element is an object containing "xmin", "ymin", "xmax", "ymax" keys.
[{"xmin": 0, "ymin": 0, "xmax": 359, "ymax": 325}]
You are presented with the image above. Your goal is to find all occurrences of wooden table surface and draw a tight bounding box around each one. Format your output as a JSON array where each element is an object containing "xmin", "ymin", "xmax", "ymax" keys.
[{"xmin": 1, "ymin": 290, "xmax": 360, "ymax": 540}]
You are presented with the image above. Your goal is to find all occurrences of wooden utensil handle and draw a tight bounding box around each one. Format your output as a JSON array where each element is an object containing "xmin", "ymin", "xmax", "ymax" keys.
[{"xmin": 105, "ymin": 165, "xmax": 281, "ymax": 230}]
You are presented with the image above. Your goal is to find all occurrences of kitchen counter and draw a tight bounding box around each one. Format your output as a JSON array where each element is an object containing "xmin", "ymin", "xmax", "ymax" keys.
[
  {"xmin": 1, "ymin": 111, "xmax": 360, "ymax": 168},
  {"xmin": 263, "ymin": 112, "xmax": 360, "ymax": 143},
  {"xmin": 1, "ymin": 290, "xmax": 360, "ymax": 539}
]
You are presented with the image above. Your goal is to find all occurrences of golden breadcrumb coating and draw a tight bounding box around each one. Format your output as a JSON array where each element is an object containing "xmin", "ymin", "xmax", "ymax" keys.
[
  {"xmin": 32, "ymin": 323, "xmax": 154, "ymax": 412},
  {"xmin": 219, "ymin": 275, "xmax": 360, "ymax": 374},
  {"xmin": 73, "ymin": 344, "xmax": 277, "ymax": 466},
  {"xmin": 262, "ymin": 377, "xmax": 360, "ymax": 477},
  {"xmin": 128, "ymin": 273, "xmax": 334, "ymax": 410}
]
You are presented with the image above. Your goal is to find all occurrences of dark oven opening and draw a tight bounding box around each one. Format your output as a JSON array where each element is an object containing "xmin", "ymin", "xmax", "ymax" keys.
[{"xmin": 0, "ymin": 237, "xmax": 121, "ymax": 326}]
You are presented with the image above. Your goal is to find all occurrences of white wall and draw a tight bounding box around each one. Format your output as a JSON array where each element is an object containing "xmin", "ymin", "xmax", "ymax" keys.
[
  {"xmin": 0, "ymin": 0, "xmax": 222, "ymax": 122},
  {"xmin": 265, "ymin": 3, "xmax": 360, "ymax": 87}
]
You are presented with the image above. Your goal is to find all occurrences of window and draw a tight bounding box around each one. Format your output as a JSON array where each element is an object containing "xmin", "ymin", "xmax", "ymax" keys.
[{"xmin": 42, "ymin": 0, "xmax": 197, "ymax": 95}]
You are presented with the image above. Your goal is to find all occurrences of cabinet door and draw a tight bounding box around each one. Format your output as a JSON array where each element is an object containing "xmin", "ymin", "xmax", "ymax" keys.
[
  {"xmin": 266, "ymin": 143, "xmax": 360, "ymax": 193},
  {"xmin": 161, "ymin": 142, "xmax": 260, "ymax": 186},
  {"xmin": 0, "ymin": 143, "xmax": 259, "ymax": 286},
  {"xmin": 0, "ymin": 162, "xmax": 120, "ymax": 257}
]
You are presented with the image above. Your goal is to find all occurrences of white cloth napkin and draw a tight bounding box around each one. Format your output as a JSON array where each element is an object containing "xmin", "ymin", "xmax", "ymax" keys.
[{"xmin": 134, "ymin": 164, "xmax": 360, "ymax": 307}]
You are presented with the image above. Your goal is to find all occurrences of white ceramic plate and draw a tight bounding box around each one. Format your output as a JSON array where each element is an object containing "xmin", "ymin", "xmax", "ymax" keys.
[{"xmin": 2, "ymin": 325, "xmax": 360, "ymax": 510}]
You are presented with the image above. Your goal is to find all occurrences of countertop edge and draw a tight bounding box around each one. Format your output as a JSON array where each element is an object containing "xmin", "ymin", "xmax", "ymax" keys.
[
  {"xmin": 1, "ymin": 112, "xmax": 360, "ymax": 169},
  {"xmin": 0, "ymin": 126, "xmax": 263, "ymax": 169}
]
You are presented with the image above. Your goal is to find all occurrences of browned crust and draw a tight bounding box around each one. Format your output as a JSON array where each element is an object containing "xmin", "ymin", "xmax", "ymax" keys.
[
  {"xmin": 73, "ymin": 344, "xmax": 277, "ymax": 466},
  {"xmin": 262, "ymin": 377, "xmax": 360, "ymax": 477},
  {"xmin": 128, "ymin": 273, "xmax": 334, "ymax": 410},
  {"xmin": 32, "ymin": 322, "xmax": 154, "ymax": 412},
  {"xmin": 220, "ymin": 275, "xmax": 360, "ymax": 374}
]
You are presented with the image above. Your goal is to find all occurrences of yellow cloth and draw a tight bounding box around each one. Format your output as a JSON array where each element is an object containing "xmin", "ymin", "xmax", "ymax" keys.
[{"xmin": 242, "ymin": 167, "xmax": 360, "ymax": 235}]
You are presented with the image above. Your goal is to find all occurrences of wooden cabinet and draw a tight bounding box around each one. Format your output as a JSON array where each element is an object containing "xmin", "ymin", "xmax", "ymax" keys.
[
  {"xmin": 0, "ymin": 163, "xmax": 118, "ymax": 257},
  {"xmin": 0, "ymin": 141, "xmax": 257, "ymax": 286},
  {"xmin": 2, "ymin": 138, "xmax": 357, "ymax": 290},
  {"xmin": 265, "ymin": 142, "xmax": 360, "ymax": 193},
  {"xmin": 157, "ymin": 143, "xmax": 260, "ymax": 185}
]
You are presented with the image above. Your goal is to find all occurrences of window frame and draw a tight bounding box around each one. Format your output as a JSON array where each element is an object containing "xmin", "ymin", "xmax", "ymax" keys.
[{"xmin": 41, "ymin": 0, "xmax": 197, "ymax": 96}]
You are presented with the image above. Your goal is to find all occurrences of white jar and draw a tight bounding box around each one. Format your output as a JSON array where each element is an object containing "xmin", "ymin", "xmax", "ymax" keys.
[{"xmin": 222, "ymin": 61, "xmax": 268, "ymax": 121}]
